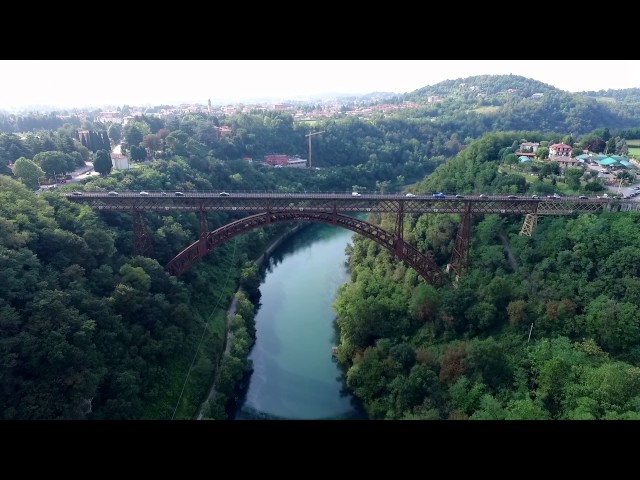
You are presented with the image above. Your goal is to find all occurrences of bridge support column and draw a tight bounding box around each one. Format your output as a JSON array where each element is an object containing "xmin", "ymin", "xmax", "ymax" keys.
[
  {"xmin": 133, "ymin": 210, "xmax": 154, "ymax": 257},
  {"xmin": 519, "ymin": 213, "xmax": 538, "ymax": 236},
  {"xmin": 394, "ymin": 202, "xmax": 404, "ymax": 255},
  {"xmin": 199, "ymin": 210, "xmax": 209, "ymax": 237},
  {"xmin": 448, "ymin": 203, "xmax": 472, "ymax": 280}
]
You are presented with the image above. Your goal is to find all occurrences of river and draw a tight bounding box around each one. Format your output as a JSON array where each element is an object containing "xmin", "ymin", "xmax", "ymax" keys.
[{"xmin": 231, "ymin": 223, "xmax": 367, "ymax": 420}]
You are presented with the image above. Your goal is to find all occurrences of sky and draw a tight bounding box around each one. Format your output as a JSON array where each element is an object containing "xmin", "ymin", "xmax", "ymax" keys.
[{"xmin": 1, "ymin": 60, "xmax": 640, "ymax": 111}]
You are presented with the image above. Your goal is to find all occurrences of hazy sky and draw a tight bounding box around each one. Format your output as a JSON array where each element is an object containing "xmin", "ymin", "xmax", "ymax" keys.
[{"xmin": 1, "ymin": 60, "xmax": 639, "ymax": 110}]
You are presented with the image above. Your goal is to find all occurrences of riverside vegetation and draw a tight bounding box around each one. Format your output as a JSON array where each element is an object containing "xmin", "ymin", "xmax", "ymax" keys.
[{"xmin": 2, "ymin": 74, "xmax": 640, "ymax": 418}]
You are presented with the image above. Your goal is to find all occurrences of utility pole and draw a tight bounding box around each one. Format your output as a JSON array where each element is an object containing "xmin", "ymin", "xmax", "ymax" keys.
[{"xmin": 305, "ymin": 130, "xmax": 325, "ymax": 169}]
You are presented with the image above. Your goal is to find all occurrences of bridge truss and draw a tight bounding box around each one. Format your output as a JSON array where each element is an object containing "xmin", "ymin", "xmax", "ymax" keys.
[{"xmin": 65, "ymin": 191, "xmax": 622, "ymax": 285}]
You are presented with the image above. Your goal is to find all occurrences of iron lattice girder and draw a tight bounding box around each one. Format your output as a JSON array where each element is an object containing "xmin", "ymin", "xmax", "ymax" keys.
[
  {"xmin": 449, "ymin": 204, "xmax": 472, "ymax": 278},
  {"xmin": 68, "ymin": 193, "xmax": 623, "ymax": 281},
  {"xmin": 64, "ymin": 192, "xmax": 616, "ymax": 216},
  {"xmin": 132, "ymin": 210, "xmax": 154, "ymax": 257},
  {"xmin": 519, "ymin": 213, "xmax": 538, "ymax": 236},
  {"xmin": 165, "ymin": 211, "xmax": 446, "ymax": 285}
]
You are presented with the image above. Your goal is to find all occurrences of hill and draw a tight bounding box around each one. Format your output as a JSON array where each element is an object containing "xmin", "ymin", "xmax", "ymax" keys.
[{"xmin": 392, "ymin": 74, "xmax": 640, "ymax": 135}]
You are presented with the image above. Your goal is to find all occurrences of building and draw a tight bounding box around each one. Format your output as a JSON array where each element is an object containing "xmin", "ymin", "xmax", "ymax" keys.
[
  {"xmin": 552, "ymin": 156, "xmax": 581, "ymax": 171},
  {"xmin": 264, "ymin": 155, "xmax": 289, "ymax": 166},
  {"xmin": 96, "ymin": 111, "xmax": 122, "ymax": 124},
  {"xmin": 287, "ymin": 158, "xmax": 307, "ymax": 168},
  {"xmin": 519, "ymin": 142, "xmax": 539, "ymax": 153},
  {"xmin": 214, "ymin": 126, "xmax": 232, "ymax": 138},
  {"xmin": 549, "ymin": 143, "xmax": 572, "ymax": 157},
  {"xmin": 111, "ymin": 153, "xmax": 130, "ymax": 170}
]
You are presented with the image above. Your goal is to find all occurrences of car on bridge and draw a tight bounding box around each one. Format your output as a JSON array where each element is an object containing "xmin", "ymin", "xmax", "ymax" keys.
[
  {"xmin": 108, "ymin": 191, "xmax": 118, "ymax": 196},
  {"xmin": 72, "ymin": 191, "xmax": 83, "ymax": 196},
  {"xmin": 432, "ymin": 193, "xmax": 445, "ymax": 199},
  {"xmin": 139, "ymin": 191, "xmax": 149, "ymax": 196},
  {"xmin": 351, "ymin": 192, "xmax": 361, "ymax": 196},
  {"xmin": 219, "ymin": 192, "xmax": 230, "ymax": 196},
  {"xmin": 405, "ymin": 193, "xmax": 416, "ymax": 197},
  {"xmin": 174, "ymin": 192, "xmax": 184, "ymax": 196}
]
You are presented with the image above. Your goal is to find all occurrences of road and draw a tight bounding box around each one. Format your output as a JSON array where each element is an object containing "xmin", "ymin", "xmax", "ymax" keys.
[{"xmin": 41, "ymin": 142, "xmax": 123, "ymax": 190}]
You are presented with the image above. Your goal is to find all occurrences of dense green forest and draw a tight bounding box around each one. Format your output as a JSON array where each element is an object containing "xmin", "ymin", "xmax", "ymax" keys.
[
  {"xmin": 333, "ymin": 131, "xmax": 640, "ymax": 419},
  {"xmin": 2, "ymin": 74, "xmax": 640, "ymax": 419}
]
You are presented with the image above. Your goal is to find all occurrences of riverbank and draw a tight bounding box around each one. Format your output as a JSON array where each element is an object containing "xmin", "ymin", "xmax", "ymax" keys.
[
  {"xmin": 194, "ymin": 222, "xmax": 307, "ymax": 419},
  {"xmin": 229, "ymin": 222, "xmax": 367, "ymax": 419}
]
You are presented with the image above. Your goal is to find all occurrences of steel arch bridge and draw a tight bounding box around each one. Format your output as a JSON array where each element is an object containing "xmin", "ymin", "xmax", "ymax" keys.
[{"xmin": 64, "ymin": 190, "xmax": 632, "ymax": 285}]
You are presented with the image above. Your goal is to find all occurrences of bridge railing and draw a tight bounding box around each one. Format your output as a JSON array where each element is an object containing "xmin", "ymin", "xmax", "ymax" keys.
[{"xmin": 60, "ymin": 189, "xmax": 617, "ymax": 201}]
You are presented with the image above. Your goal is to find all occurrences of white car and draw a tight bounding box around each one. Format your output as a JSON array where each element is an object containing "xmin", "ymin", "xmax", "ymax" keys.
[
  {"xmin": 405, "ymin": 193, "xmax": 416, "ymax": 197},
  {"xmin": 351, "ymin": 192, "xmax": 361, "ymax": 196},
  {"xmin": 139, "ymin": 191, "xmax": 149, "ymax": 196}
]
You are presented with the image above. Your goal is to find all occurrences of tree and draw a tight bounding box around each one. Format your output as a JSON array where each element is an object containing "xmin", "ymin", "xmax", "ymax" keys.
[
  {"xmin": 615, "ymin": 137, "xmax": 629, "ymax": 156},
  {"xmin": 107, "ymin": 123, "xmax": 122, "ymax": 146},
  {"xmin": 143, "ymin": 134, "xmax": 161, "ymax": 156},
  {"xmin": 536, "ymin": 146, "xmax": 549, "ymax": 160},
  {"xmin": 94, "ymin": 149, "xmax": 112, "ymax": 176},
  {"xmin": 33, "ymin": 151, "xmax": 68, "ymax": 179},
  {"xmin": 504, "ymin": 153, "xmax": 518, "ymax": 170},
  {"xmin": 130, "ymin": 145, "xmax": 147, "ymax": 162},
  {"xmin": 12, "ymin": 157, "xmax": 44, "ymax": 189},
  {"xmin": 239, "ymin": 261, "xmax": 261, "ymax": 302},
  {"xmin": 564, "ymin": 167, "xmax": 583, "ymax": 190}
]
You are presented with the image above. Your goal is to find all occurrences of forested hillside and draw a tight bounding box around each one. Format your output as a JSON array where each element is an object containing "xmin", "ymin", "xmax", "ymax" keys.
[
  {"xmin": 333, "ymin": 131, "xmax": 640, "ymax": 419},
  {"xmin": 399, "ymin": 75, "xmax": 640, "ymax": 135},
  {"xmin": 2, "ymin": 75, "xmax": 640, "ymax": 418}
]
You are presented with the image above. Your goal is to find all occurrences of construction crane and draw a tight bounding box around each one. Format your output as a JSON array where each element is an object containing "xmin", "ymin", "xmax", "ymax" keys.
[{"xmin": 305, "ymin": 130, "xmax": 325, "ymax": 169}]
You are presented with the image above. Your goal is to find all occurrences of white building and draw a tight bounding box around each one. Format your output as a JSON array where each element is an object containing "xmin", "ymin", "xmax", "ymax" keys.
[{"xmin": 111, "ymin": 153, "xmax": 131, "ymax": 170}]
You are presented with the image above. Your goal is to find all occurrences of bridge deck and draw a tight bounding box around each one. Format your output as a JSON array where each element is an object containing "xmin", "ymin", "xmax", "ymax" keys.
[{"xmin": 63, "ymin": 191, "xmax": 629, "ymax": 215}]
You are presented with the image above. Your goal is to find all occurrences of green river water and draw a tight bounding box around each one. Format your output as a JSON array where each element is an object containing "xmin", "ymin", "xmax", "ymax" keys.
[{"xmin": 232, "ymin": 223, "xmax": 367, "ymax": 420}]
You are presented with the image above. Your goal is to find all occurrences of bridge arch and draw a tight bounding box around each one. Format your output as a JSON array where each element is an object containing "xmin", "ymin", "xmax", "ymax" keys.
[{"xmin": 165, "ymin": 211, "xmax": 447, "ymax": 285}]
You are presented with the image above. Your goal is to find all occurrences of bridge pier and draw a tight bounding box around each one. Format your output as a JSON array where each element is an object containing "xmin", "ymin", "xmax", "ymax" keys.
[
  {"xmin": 198, "ymin": 210, "xmax": 209, "ymax": 255},
  {"xmin": 519, "ymin": 213, "xmax": 538, "ymax": 236},
  {"xmin": 394, "ymin": 201, "xmax": 404, "ymax": 255},
  {"xmin": 133, "ymin": 210, "xmax": 154, "ymax": 257},
  {"xmin": 448, "ymin": 203, "xmax": 472, "ymax": 279}
]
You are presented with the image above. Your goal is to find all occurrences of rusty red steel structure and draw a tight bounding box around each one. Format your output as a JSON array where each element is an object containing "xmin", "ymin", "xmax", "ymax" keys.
[
  {"xmin": 65, "ymin": 191, "xmax": 624, "ymax": 285},
  {"xmin": 132, "ymin": 209, "xmax": 154, "ymax": 258}
]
